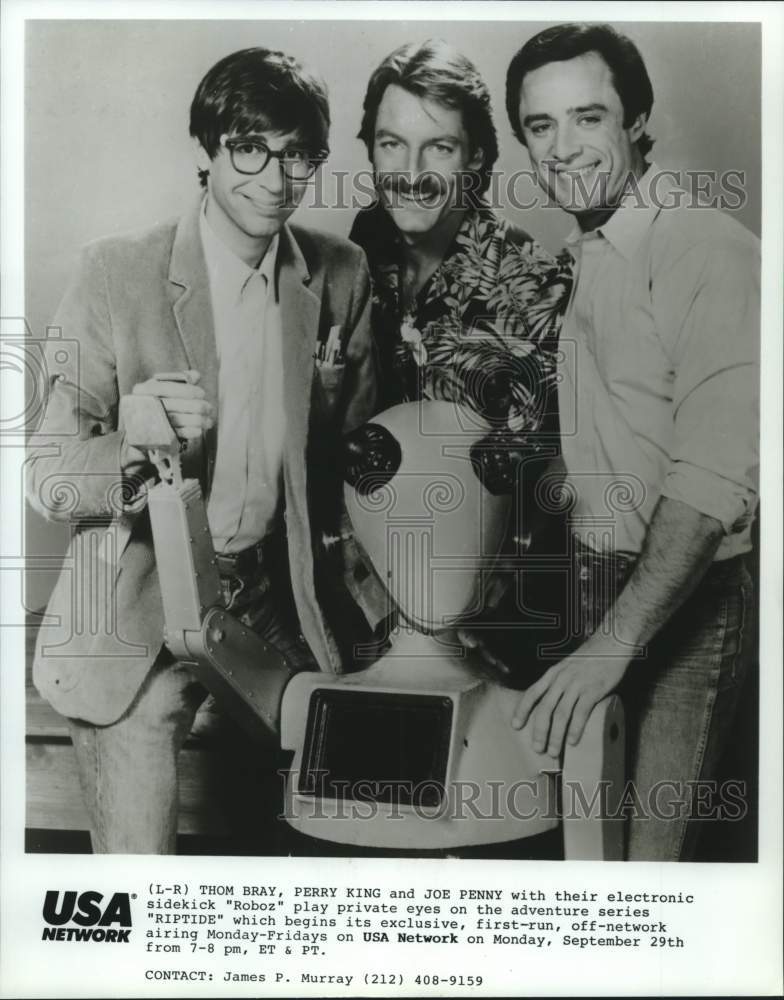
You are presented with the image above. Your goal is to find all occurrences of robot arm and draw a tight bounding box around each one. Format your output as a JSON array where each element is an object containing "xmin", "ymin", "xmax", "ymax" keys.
[{"xmin": 120, "ymin": 393, "xmax": 303, "ymax": 742}]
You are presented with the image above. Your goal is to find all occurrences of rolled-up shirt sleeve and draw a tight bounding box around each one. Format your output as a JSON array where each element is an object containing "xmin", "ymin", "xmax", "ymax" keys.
[{"xmin": 656, "ymin": 237, "xmax": 759, "ymax": 533}]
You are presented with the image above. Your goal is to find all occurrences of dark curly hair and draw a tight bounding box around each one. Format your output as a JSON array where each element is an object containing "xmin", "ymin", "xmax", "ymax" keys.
[
  {"xmin": 190, "ymin": 47, "xmax": 330, "ymax": 187},
  {"xmin": 358, "ymin": 39, "xmax": 499, "ymax": 196},
  {"xmin": 506, "ymin": 23, "xmax": 655, "ymax": 159}
]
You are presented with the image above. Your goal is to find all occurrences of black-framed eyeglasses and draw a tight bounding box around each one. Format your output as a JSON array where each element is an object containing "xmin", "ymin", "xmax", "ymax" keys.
[{"xmin": 220, "ymin": 134, "xmax": 328, "ymax": 180}]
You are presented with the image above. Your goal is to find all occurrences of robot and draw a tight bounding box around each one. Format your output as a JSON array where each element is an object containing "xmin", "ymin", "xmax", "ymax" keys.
[{"xmin": 120, "ymin": 394, "xmax": 625, "ymax": 859}]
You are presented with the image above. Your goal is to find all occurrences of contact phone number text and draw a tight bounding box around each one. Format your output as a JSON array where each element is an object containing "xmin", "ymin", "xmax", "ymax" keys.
[{"xmin": 365, "ymin": 973, "xmax": 483, "ymax": 987}]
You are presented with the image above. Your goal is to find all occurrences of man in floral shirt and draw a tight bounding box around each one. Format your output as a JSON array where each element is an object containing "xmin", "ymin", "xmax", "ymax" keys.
[
  {"xmin": 349, "ymin": 39, "xmax": 572, "ymax": 665},
  {"xmin": 350, "ymin": 39, "xmax": 571, "ymax": 429}
]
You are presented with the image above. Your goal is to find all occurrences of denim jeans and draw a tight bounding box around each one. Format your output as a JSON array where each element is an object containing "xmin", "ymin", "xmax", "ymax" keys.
[
  {"xmin": 68, "ymin": 542, "xmax": 317, "ymax": 855},
  {"xmin": 573, "ymin": 540, "xmax": 755, "ymax": 861},
  {"xmin": 68, "ymin": 656, "xmax": 206, "ymax": 854}
]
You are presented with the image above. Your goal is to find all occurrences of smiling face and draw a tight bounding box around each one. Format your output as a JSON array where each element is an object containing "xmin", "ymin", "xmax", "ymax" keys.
[
  {"xmin": 372, "ymin": 84, "xmax": 483, "ymax": 242},
  {"xmin": 516, "ymin": 52, "xmax": 647, "ymax": 228},
  {"xmin": 196, "ymin": 129, "xmax": 309, "ymax": 264}
]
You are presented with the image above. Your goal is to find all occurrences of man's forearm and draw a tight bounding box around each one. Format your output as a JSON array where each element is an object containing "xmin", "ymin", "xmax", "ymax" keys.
[
  {"xmin": 27, "ymin": 381, "xmax": 150, "ymax": 524},
  {"xmin": 596, "ymin": 496, "xmax": 725, "ymax": 656},
  {"xmin": 27, "ymin": 429, "xmax": 146, "ymax": 522}
]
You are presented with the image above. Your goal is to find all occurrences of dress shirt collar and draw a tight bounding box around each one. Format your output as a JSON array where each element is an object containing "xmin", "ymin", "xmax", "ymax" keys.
[
  {"xmin": 565, "ymin": 162, "xmax": 677, "ymax": 259},
  {"xmin": 199, "ymin": 196, "xmax": 279, "ymax": 301}
]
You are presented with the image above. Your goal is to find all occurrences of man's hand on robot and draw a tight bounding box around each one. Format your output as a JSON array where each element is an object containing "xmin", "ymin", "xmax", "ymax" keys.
[
  {"xmin": 511, "ymin": 636, "xmax": 631, "ymax": 757},
  {"xmin": 132, "ymin": 370, "xmax": 215, "ymax": 441}
]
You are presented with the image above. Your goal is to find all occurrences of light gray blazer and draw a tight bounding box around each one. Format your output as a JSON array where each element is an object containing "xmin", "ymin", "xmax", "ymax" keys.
[{"xmin": 27, "ymin": 200, "xmax": 377, "ymax": 724}]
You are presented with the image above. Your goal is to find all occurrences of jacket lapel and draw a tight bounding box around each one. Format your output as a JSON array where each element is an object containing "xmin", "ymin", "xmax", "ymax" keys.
[
  {"xmin": 167, "ymin": 198, "xmax": 219, "ymax": 487},
  {"xmin": 278, "ymin": 224, "xmax": 319, "ymax": 475},
  {"xmin": 278, "ymin": 226, "xmax": 340, "ymax": 673}
]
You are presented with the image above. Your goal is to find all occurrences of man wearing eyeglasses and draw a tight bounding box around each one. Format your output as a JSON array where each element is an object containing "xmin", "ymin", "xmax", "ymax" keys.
[{"xmin": 27, "ymin": 48, "xmax": 377, "ymax": 853}]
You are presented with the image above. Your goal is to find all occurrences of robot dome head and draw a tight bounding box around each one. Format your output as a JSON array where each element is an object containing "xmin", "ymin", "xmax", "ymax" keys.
[{"xmin": 343, "ymin": 401, "xmax": 533, "ymax": 632}]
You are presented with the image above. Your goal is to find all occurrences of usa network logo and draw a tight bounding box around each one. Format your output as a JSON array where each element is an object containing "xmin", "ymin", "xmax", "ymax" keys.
[{"xmin": 42, "ymin": 890, "xmax": 133, "ymax": 942}]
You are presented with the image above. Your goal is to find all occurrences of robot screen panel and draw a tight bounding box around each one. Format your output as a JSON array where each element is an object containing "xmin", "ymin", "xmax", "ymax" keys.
[{"xmin": 298, "ymin": 690, "xmax": 453, "ymax": 808}]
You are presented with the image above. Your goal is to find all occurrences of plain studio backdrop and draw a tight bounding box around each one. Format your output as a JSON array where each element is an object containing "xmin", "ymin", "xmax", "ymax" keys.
[{"xmin": 24, "ymin": 18, "xmax": 761, "ymax": 609}]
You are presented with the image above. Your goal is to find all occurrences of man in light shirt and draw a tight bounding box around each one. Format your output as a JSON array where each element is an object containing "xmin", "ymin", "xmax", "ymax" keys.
[
  {"xmin": 27, "ymin": 48, "xmax": 377, "ymax": 853},
  {"xmin": 505, "ymin": 23, "xmax": 759, "ymax": 859}
]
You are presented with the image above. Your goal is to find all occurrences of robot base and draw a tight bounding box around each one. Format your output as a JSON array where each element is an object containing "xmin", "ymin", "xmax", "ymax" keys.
[{"xmin": 281, "ymin": 630, "xmax": 625, "ymax": 859}]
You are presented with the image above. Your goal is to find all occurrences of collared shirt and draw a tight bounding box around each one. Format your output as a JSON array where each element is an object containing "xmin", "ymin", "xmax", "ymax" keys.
[
  {"xmin": 558, "ymin": 163, "xmax": 759, "ymax": 559},
  {"xmin": 349, "ymin": 202, "xmax": 572, "ymax": 436},
  {"xmin": 199, "ymin": 203, "xmax": 285, "ymax": 553}
]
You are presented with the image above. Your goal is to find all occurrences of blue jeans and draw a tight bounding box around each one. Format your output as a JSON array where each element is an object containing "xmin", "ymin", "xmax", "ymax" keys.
[
  {"xmin": 574, "ymin": 541, "xmax": 755, "ymax": 861},
  {"xmin": 68, "ymin": 547, "xmax": 317, "ymax": 855},
  {"xmin": 68, "ymin": 656, "xmax": 205, "ymax": 854}
]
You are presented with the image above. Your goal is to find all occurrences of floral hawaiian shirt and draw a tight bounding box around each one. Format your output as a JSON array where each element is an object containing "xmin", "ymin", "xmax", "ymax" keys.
[{"xmin": 349, "ymin": 202, "xmax": 573, "ymax": 438}]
